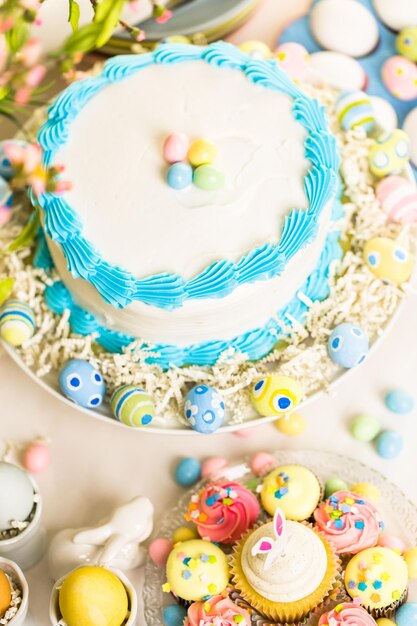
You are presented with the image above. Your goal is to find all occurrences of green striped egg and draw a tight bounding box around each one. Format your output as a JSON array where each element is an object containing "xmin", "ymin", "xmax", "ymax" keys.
[
  {"xmin": 110, "ymin": 385, "xmax": 154, "ymax": 427},
  {"xmin": 0, "ymin": 299, "xmax": 35, "ymax": 346},
  {"xmin": 335, "ymin": 90, "xmax": 375, "ymax": 133}
]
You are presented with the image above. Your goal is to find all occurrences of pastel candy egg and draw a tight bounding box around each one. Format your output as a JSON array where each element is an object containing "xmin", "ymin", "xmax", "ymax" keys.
[
  {"xmin": 370, "ymin": 96, "xmax": 398, "ymax": 135},
  {"xmin": 308, "ymin": 51, "xmax": 366, "ymax": 91},
  {"xmin": 324, "ymin": 478, "xmax": 348, "ymax": 498},
  {"xmin": 310, "ymin": 0, "xmax": 379, "ymax": 58},
  {"xmin": 397, "ymin": 27, "xmax": 417, "ymax": 62},
  {"xmin": 403, "ymin": 106, "xmax": 417, "ymax": 167},
  {"xmin": 395, "ymin": 603, "xmax": 417, "ymax": 626},
  {"xmin": 404, "ymin": 547, "xmax": 417, "ymax": 579},
  {"xmin": 328, "ymin": 323, "xmax": 369, "ymax": 368},
  {"xmin": 23, "ymin": 442, "xmax": 50, "ymax": 473},
  {"xmin": 274, "ymin": 412, "xmax": 306, "ymax": 436},
  {"xmin": 249, "ymin": 452, "xmax": 276, "ymax": 476},
  {"xmin": 174, "ymin": 457, "xmax": 202, "ymax": 486},
  {"xmin": 0, "ymin": 570, "xmax": 11, "ymax": 618},
  {"xmin": 368, "ymin": 130, "xmax": 410, "ymax": 178},
  {"xmin": 172, "ymin": 526, "xmax": 198, "ymax": 543},
  {"xmin": 364, "ymin": 237, "xmax": 413, "ymax": 285},
  {"xmin": 376, "ymin": 176, "xmax": 417, "ymax": 224},
  {"xmin": 188, "ymin": 139, "xmax": 217, "ymax": 167},
  {"xmin": 373, "ymin": 0, "xmax": 417, "ymax": 31},
  {"xmin": 275, "ymin": 42, "xmax": 309, "ymax": 81},
  {"xmin": 376, "ymin": 620, "xmax": 397, "ymax": 626},
  {"xmin": 110, "ymin": 384, "xmax": 154, "ymax": 427},
  {"xmin": 238, "ymin": 40, "xmax": 271, "ymax": 60},
  {"xmin": 59, "ymin": 566, "xmax": 128, "ymax": 626},
  {"xmin": 59, "ymin": 359, "xmax": 105, "ymax": 409},
  {"xmin": 0, "ymin": 299, "xmax": 35, "ymax": 346},
  {"xmin": 385, "ymin": 389, "xmax": 414, "ymax": 414},
  {"xmin": 0, "ymin": 461, "xmax": 34, "ymax": 530},
  {"xmin": 375, "ymin": 430, "xmax": 404, "ymax": 459},
  {"xmin": 0, "ymin": 140, "xmax": 27, "ymax": 180},
  {"xmin": 184, "ymin": 385, "xmax": 225, "ymax": 434},
  {"xmin": 166, "ymin": 162, "xmax": 192, "ymax": 190},
  {"xmin": 350, "ymin": 482, "xmax": 381, "ymax": 503},
  {"xmin": 336, "ymin": 91, "xmax": 375, "ymax": 133},
  {"xmin": 350, "ymin": 414, "xmax": 381, "ymax": 442},
  {"xmin": 0, "ymin": 176, "xmax": 13, "ymax": 208},
  {"xmin": 149, "ymin": 537, "xmax": 173, "ymax": 567},
  {"xmin": 163, "ymin": 605, "xmax": 187, "ymax": 626},
  {"xmin": 194, "ymin": 165, "xmax": 224, "ymax": 191},
  {"xmin": 381, "ymin": 56, "xmax": 417, "ymax": 101},
  {"xmin": 251, "ymin": 374, "xmax": 302, "ymax": 417},
  {"xmin": 377, "ymin": 534, "xmax": 406, "ymax": 554},
  {"xmin": 163, "ymin": 132, "xmax": 189, "ymax": 164},
  {"xmin": 201, "ymin": 456, "xmax": 228, "ymax": 478}
]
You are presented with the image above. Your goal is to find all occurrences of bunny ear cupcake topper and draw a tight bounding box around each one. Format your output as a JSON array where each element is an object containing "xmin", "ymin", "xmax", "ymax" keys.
[{"xmin": 251, "ymin": 509, "xmax": 287, "ymax": 571}]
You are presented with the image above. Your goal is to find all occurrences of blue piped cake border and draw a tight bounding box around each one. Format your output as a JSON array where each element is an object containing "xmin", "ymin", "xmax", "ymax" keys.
[{"xmin": 36, "ymin": 42, "xmax": 339, "ymax": 311}]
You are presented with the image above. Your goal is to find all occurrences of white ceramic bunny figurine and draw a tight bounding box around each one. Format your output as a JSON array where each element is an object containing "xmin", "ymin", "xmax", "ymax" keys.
[{"xmin": 47, "ymin": 496, "xmax": 154, "ymax": 581}]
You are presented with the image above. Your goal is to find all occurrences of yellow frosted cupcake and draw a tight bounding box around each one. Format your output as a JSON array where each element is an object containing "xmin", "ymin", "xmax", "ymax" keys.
[
  {"xmin": 260, "ymin": 465, "xmax": 322, "ymax": 520},
  {"xmin": 231, "ymin": 509, "xmax": 340, "ymax": 623},
  {"xmin": 165, "ymin": 539, "xmax": 229, "ymax": 603},
  {"xmin": 344, "ymin": 547, "xmax": 408, "ymax": 618}
]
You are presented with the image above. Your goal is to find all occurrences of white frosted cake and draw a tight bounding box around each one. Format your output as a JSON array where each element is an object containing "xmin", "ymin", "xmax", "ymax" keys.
[{"xmin": 36, "ymin": 42, "xmax": 340, "ymax": 369}]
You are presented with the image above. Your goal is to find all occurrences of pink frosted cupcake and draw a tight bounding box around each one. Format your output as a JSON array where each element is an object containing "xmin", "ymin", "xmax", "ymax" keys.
[
  {"xmin": 186, "ymin": 595, "xmax": 251, "ymax": 626},
  {"xmin": 185, "ymin": 481, "xmax": 260, "ymax": 544},
  {"xmin": 314, "ymin": 490, "xmax": 383, "ymax": 555},
  {"xmin": 318, "ymin": 602, "xmax": 377, "ymax": 625}
]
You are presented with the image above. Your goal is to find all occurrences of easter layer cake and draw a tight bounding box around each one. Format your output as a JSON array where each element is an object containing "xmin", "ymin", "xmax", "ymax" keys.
[{"xmin": 37, "ymin": 42, "xmax": 340, "ymax": 369}]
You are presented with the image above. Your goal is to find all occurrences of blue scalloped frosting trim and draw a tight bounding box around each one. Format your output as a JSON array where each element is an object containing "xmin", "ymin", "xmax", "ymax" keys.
[{"xmin": 37, "ymin": 42, "xmax": 339, "ymax": 311}]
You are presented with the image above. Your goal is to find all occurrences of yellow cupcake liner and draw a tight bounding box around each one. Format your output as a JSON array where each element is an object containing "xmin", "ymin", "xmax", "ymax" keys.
[{"xmin": 230, "ymin": 522, "xmax": 341, "ymax": 624}]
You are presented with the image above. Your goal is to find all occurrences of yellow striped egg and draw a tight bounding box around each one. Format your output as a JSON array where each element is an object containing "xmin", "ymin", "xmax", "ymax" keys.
[
  {"xmin": 0, "ymin": 299, "xmax": 35, "ymax": 346},
  {"xmin": 251, "ymin": 374, "xmax": 303, "ymax": 417},
  {"xmin": 111, "ymin": 385, "xmax": 154, "ymax": 427},
  {"xmin": 364, "ymin": 237, "xmax": 413, "ymax": 285},
  {"xmin": 335, "ymin": 90, "xmax": 375, "ymax": 133}
]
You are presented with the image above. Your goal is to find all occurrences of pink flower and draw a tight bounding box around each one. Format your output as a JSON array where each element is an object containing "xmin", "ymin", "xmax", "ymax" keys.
[
  {"xmin": 0, "ymin": 17, "xmax": 14, "ymax": 34},
  {"xmin": 135, "ymin": 30, "xmax": 146, "ymax": 42},
  {"xmin": 25, "ymin": 64, "xmax": 46, "ymax": 88},
  {"xmin": 155, "ymin": 9, "xmax": 173, "ymax": 24},
  {"xmin": 22, "ymin": 143, "xmax": 42, "ymax": 173},
  {"xmin": 20, "ymin": 38, "xmax": 42, "ymax": 67},
  {"xmin": 53, "ymin": 180, "xmax": 72, "ymax": 194},
  {"xmin": 14, "ymin": 87, "xmax": 31, "ymax": 105}
]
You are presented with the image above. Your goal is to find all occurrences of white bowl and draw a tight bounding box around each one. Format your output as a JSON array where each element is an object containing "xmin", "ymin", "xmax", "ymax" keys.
[{"xmin": 0, "ymin": 557, "xmax": 29, "ymax": 626}]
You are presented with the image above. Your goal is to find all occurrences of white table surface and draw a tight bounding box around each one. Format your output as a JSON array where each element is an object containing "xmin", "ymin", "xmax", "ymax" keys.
[{"xmin": 1, "ymin": 1, "xmax": 417, "ymax": 624}]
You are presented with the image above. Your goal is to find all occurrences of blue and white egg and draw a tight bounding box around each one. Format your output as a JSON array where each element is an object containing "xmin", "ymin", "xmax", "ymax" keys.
[
  {"xmin": 0, "ymin": 140, "xmax": 27, "ymax": 180},
  {"xmin": 184, "ymin": 385, "xmax": 225, "ymax": 434},
  {"xmin": 335, "ymin": 91, "xmax": 375, "ymax": 133},
  {"xmin": 328, "ymin": 323, "xmax": 369, "ymax": 368},
  {"xmin": 59, "ymin": 359, "xmax": 105, "ymax": 409},
  {"xmin": 363, "ymin": 237, "xmax": 414, "ymax": 285}
]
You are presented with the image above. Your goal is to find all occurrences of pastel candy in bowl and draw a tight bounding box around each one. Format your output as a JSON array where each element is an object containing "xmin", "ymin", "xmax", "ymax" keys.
[
  {"xmin": 251, "ymin": 374, "xmax": 302, "ymax": 417},
  {"xmin": 376, "ymin": 176, "xmax": 417, "ymax": 224},
  {"xmin": 184, "ymin": 385, "xmax": 225, "ymax": 434},
  {"xmin": 368, "ymin": 129, "xmax": 410, "ymax": 178},
  {"xmin": 364, "ymin": 237, "xmax": 413, "ymax": 285},
  {"xmin": 58, "ymin": 359, "xmax": 105, "ymax": 409}
]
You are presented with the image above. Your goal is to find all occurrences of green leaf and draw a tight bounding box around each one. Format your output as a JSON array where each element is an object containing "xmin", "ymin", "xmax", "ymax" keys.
[
  {"xmin": 62, "ymin": 22, "xmax": 102, "ymax": 54},
  {"xmin": 6, "ymin": 212, "xmax": 40, "ymax": 253},
  {"xmin": 0, "ymin": 278, "xmax": 15, "ymax": 306},
  {"xmin": 68, "ymin": 0, "xmax": 81, "ymax": 32},
  {"xmin": 94, "ymin": 0, "xmax": 125, "ymax": 48}
]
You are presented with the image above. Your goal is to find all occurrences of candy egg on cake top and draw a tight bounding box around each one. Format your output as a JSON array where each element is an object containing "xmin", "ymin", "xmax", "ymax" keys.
[
  {"xmin": 336, "ymin": 91, "xmax": 375, "ymax": 133},
  {"xmin": 363, "ymin": 237, "xmax": 413, "ymax": 285},
  {"xmin": 260, "ymin": 464, "xmax": 321, "ymax": 520},
  {"xmin": 396, "ymin": 27, "xmax": 417, "ymax": 62},
  {"xmin": 381, "ymin": 56, "xmax": 417, "ymax": 102}
]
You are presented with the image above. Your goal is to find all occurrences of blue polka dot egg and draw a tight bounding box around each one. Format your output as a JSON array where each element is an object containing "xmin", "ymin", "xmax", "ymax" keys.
[
  {"xmin": 328, "ymin": 323, "xmax": 369, "ymax": 369},
  {"xmin": 59, "ymin": 359, "xmax": 105, "ymax": 409},
  {"xmin": 184, "ymin": 385, "xmax": 225, "ymax": 434},
  {"xmin": 364, "ymin": 237, "xmax": 413, "ymax": 285},
  {"xmin": 110, "ymin": 384, "xmax": 154, "ymax": 427},
  {"xmin": 251, "ymin": 374, "xmax": 302, "ymax": 417}
]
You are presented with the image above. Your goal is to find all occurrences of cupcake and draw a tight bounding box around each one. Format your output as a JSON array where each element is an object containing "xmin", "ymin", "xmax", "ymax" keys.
[
  {"xmin": 165, "ymin": 540, "xmax": 230, "ymax": 603},
  {"xmin": 185, "ymin": 481, "xmax": 260, "ymax": 544},
  {"xmin": 318, "ymin": 602, "xmax": 377, "ymax": 625},
  {"xmin": 260, "ymin": 465, "xmax": 322, "ymax": 520},
  {"xmin": 344, "ymin": 547, "xmax": 408, "ymax": 618},
  {"xmin": 314, "ymin": 490, "xmax": 383, "ymax": 555},
  {"xmin": 231, "ymin": 509, "xmax": 340, "ymax": 623},
  {"xmin": 186, "ymin": 595, "xmax": 251, "ymax": 626}
]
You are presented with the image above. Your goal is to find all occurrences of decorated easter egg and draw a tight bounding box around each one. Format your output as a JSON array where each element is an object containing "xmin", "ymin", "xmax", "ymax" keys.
[
  {"xmin": 403, "ymin": 106, "xmax": 417, "ymax": 167},
  {"xmin": 324, "ymin": 478, "xmax": 348, "ymax": 498},
  {"xmin": 0, "ymin": 140, "xmax": 27, "ymax": 180},
  {"xmin": 174, "ymin": 457, "xmax": 202, "ymax": 486},
  {"xmin": 188, "ymin": 139, "xmax": 217, "ymax": 168},
  {"xmin": 274, "ymin": 412, "xmax": 306, "ymax": 436},
  {"xmin": 397, "ymin": 27, "xmax": 417, "ymax": 62},
  {"xmin": 184, "ymin": 385, "xmax": 225, "ymax": 434},
  {"xmin": 364, "ymin": 237, "xmax": 413, "ymax": 285},
  {"xmin": 23, "ymin": 441, "xmax": 50, "ymax": 473},
  {"xmin": 385, "ymin": 389, "xmax": 414, "ymax": 414},
  {"xmin": 308, "ymin": 51, "xmax": 366, "ymax": 91},
  {"xmin": 275, "ymin": 42, "xmax": 309, "ymax": 81},
  {"xmin": 59, "ymin": 359, "xmax": 105, "ymax": 409},
  {"xmin": 251, "ymin": 374, "xmax": 302, "ymax": 417},
  {"xmin": 110, "ymin": 384, "xmax": 154, "ymax": 427},
  {"xmin": 163, "ymin": 604, "xmax": 187, "ymax": 626},
  {"xmin": 59, "ymin": 566, "xmax": 128, "ymax": 626},
  {"xmin": 373, "ymin": 0, "xmax": 417, "ymax": 31},
  {"xmin": 368, "ymin": 130, "xmax": 410, "ymax": 178},
  {"xmin": 249, "ymin": 451, "xmax": 276, "ymax": 476},
  {"xmin": 404, "ymin": 547, "xmax": 417, "ymax": 579},
  {"xmin": 149, "ymin": 537, "xmax": 173, "ymax": 567},
  {"xmin": 395, "ymin": 602, "xmax": 417, "ymax": 626},
  {"xmin": 310, "ymin": 0, "xmax": 379, "ymax": 58},
  {"xmin": 0, "ymin": 461, "xmax": 34, "ymax": 530},
  {"xmin": 0, "ymin": 176, "xmax": 13, "ymax": 208},
  {"xmin": 335, "ymin": 90, "xmax": 375, "ymax": 133},
  {"xmin": 381, "ymin": 56, "xmax": 417, "ymax": 101},
  {"xmin": 375, "ymin": 430, "xmax": 404, "ymax": 459},
  {"xmin": 0, "ymin": 570, "xmax": 11, "ymax": 618},
  {"xmin": 201, "ymin": 456, "xmax": 228, "ymax": 478},
  {"xmin": 163, "ymin": 132, "xmax": 189, "ymax": 164},
  {"xmin": 193, "ymin": 165, "xmax": 224, "ymax": 191},
  {"xmin": 327, "ymin": 323, "xmax": 369, "ymax": 368},
  {"xmin": 238, "ymin": 40, "xmax": 271, "ymax": 60},
  {"xmin": 172, "ymin": 526, "xmax": 198, "ymax": 544},
  {"xmin": 376, "ymin": 176, "xmax": 417, "ymax": 224},
  {"xmin": 370, "ymin": 96, "xmax": 398, "ymax": 135},
  {"xmin": 0, "ymin": 299, "xmax": 35, "ymax": 347},
  {"xmin": 350, "ymin": 414, "xmax": 381, "ymax": 441},
  {"xmin": 166, "ymin": 162, "xmax": 192, "ymax": 190}
]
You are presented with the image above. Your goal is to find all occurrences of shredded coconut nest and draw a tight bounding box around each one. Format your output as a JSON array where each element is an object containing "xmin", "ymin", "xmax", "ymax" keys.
[
  {"xmin": 1, "ymin": 83, "xmax": 415, "ymax": 429},
  {"xmin": 0, "ymin": 572, "xmax": 22, "ymax": 625}
]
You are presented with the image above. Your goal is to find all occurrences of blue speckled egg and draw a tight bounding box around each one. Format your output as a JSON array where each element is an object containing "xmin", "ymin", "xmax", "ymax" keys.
[
  {"xmin": 385, "ymin": 389, "xmax": 414, "ymax": 415},
  {"xmin": 335, "ymin": 90, "xmax": 375, "ymax": 133},
  {"xmin": 0, "ymin": 176, "xmax": 13, "ymax": 208},
  {"xmin": 163, "ymin": 605, "xmax": 187, "ymax": 626},
  {"xmin": 59, "ymin": 359, "xmax": 105, "ymax": 409},
  {"xmin": 328, "ymin": 323, "xmax": 369, "ymax": 368},
  {"xmin": 375, "ymin": 430, "xmax": 404, "ymax": 459},
  {"xmin": 174, "ymin": 457, "xmax": 202, "ymax": 487},
  {"xmin": 184, "ymin": 385, "xmax": 225, "ymax": 434},
  {"xmin": 396, "ymin": 602, "xmax": 417, "ymax": 626},
  {"xmin": 0, "ymin": 140, "xmax": 27, "ymax": 180}
]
